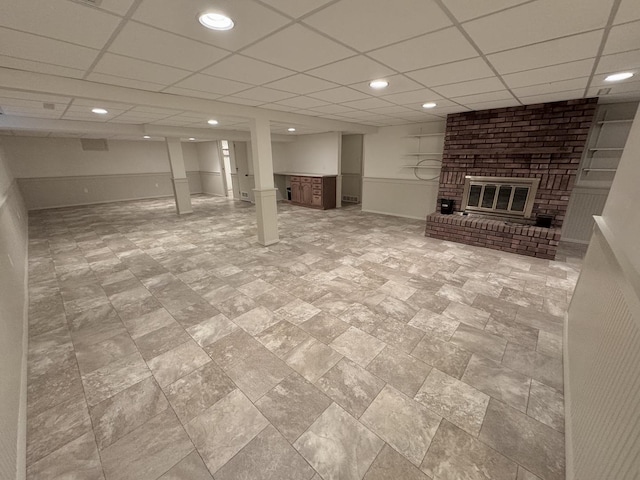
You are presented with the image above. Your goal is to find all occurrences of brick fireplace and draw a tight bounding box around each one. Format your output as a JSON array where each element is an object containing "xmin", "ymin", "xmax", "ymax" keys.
[{"xmin": 425, "ymin": 98, "xmax": 597, "ymax": 259}]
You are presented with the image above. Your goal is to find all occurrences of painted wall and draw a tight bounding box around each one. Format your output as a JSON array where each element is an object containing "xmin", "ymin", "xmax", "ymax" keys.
[
  {"xmin": 0, "ymin": 138, "xmax": 28, "ymax": 480},
  {"xmin": 341, "ymin": 134, "xmax": 362, "ymax": 202},
  {"xmin": 1, "ymin": 136, "xmax": 202, "ymax": 209},
  {"xmin": 362, "ymin": 122, "xmax": 444, "ymax": 219},
  {"xmin": 565, "ymin": 104, "xmax": 640, "ymax": 479},
  {"xmin": 196, "ymin": 141, "xmax": 225, "ymax": 197},
  {"xmin": 273, "ymin": 132, "xmax": 341, "ymax": 174}
]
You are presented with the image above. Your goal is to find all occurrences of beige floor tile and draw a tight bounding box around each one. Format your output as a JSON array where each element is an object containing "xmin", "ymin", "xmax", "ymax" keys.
[
  {"xmin": 415, "ymin": 368, "xmax": 489, "ymax": 437},
  {"xmin": 26, "ymin": 432, "xmax": 104, "ymax": 480},
  {"xmin": 502, "ymin": 342, "xmax": 564, "ymax": 391},
  {"xmin": 147, "ymin": 340, "xmax": 210, "ymax": 387},
  {"xmin": 422, "ymin": 420, "xmax": 518, "ymax": 480},
  {"xmin": 462, "ymin": 355, "xmax": 531, "ymax": 413},
  {"xmin": 294, "ymin": 403, "xmax": 383, "ymax": 480},
  {"xmin": 317, "ymin": 358, "xmax": 385, "ymax": 418},
  {"xmin": 101, "ymin": 409, "xmax": 193, "ymax": 480},
  {"xmin": 330, "ymin": 327, "xmax": 386, "ymax": 367},
  {"xmin": 284, "ymin": 337, "xmax": 343, "ymax": 383},
  {"xmin": 186, "ymin": 313, "xmax": 238, "ymax": 347},
  {"xmin": 366, "ymin": 346, "xmax": 432, "ymax": 397},
  {"xmin": 234, "ymin": 306, "xmax": 279, "ymax": 336},
  {"xmin": 450, "ymin": 323, "xmax": 507, "ymax": 362},
  {"xmin": 157, "ymin": 451, "xmax": 212, "ymax": 480},
  {"xmin": 185, "ymin": 389, "xmax": 269, "ymax": 475},
  {"xmin": 364, "ymin": 444, "xmax": 431, "ymax": 480},
  {"xmin": 255, "ymin": 374, "xmax": 332, "ymax": 443},
  {"xmin": 361, "ymin": 385, "xmax": 441, "ymax": 466},
  {"xmin": 411, "ymin": 336, "xmax": 472, "ymax": 379},
  {"xmin": 479, "ymin": 399, "xmax": 565, "ymax": 480},
  {"xmin": 299, "ymin": 311, "xmax": 351, "ymax": 344},
  {"xmin": 256, "ymin": 320, "xmax": 311, "ymax": 357},
  {"xmin": 527, "ymin": 379, "xmax": 565, "ymax": 433}
]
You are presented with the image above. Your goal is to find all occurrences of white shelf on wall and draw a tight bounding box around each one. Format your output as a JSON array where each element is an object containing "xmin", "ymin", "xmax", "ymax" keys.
[
  {"xmin": 583, "ymin": 168, "xmax": 617, "ymax": 173},
  {"xmin": 589, "ymin": 147, "xmax": 625, "ymax": 151},
  {"xmin": 596, "ymin": 119, "xmax": 633, "ymax": 125},
  {"xmin": 401, "ymin": 164, "xmax": 441, "ymax": 168},
  {"xmin": 406, "ymin": 133, "xmax": 445, "ymax": 138}
]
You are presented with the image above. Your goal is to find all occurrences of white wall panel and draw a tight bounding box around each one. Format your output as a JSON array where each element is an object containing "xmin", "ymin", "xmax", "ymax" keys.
[
  {"xmin": 362, "ymin": 177, "xmax": 439, "ymax": 220},
  {"xmin": 562, "ymin": 187, "xmax": 609, "ymax": 243}
]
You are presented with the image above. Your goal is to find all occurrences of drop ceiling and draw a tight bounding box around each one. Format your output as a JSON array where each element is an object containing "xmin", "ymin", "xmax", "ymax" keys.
[{"xmin": 0, "ymin": 0, "xmax": 639, "ymax": 140}]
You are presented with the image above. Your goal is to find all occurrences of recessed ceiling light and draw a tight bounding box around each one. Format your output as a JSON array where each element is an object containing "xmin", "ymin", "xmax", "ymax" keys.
[
  {"xmin": 189, "ymin": 137, "xmax": 196, "ymax": 141},
  {"xmin": 288, "ymin": 127, "xmax": 296, "ymax": 132},
  {"xmin": 199, "ymin": 12, "xmax": 234, "ymax": 31},
  {"xmin": 422, "ymin": 102, "xmax": 437, "ymax": 109},
  {"xmin": 605, "ymin": 72, "xmax": 634, "ymax": 82},
  {"xmin": 143, "ymin": 135, "xmax": 151, "ymax": 139},
  {"xmin": 207, "ymin": 119, "xmax": 219, "ymax": 125},
  {"xmin": 92, "ymin": 108, "xmax": 108, "ymax": 115},
  {"xmin": 369, "ymin": 80, "xmax": 389, "ymax": 90}
]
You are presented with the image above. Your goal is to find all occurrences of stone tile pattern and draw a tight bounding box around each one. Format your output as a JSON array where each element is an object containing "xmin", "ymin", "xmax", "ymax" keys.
[
  {"xmin": 25, "ymin": 196, "xmax": 583, "ymax": 480},
  {"xmin": 426, "ymin": 98, "xmax": 597, "ymax": 258}
]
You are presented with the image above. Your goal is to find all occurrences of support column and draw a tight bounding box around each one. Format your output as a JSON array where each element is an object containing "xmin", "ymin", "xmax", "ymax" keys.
[
  {"xmin": 165, "ymin": 137, "xmax": 193, "ymax": 215},
  {"xmin": 249, "ymin": 117, "xmax": 279, "ymax": 246}
]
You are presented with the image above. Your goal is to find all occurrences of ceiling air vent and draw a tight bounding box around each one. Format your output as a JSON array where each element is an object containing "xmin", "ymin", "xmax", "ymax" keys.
[
  {"xmin": 43, "ymin": 103, "xmax": 55, "ymax": 110},
  {"xmin": 597, "ymin": 88, "xmax": 612, "ymax": 96},
  {"xmin": 81, "ymin": 138, "xmax": 108, "ymax": 151}
]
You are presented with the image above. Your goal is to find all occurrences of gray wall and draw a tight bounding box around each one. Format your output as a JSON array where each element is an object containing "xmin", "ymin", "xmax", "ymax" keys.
[
  {"xmin": 341, "ymin": 134, "xmax": 363, "ymax": 203},
  {"xmin": 0, "ymin": 139, "xmax": 28, "ymax": 480}
]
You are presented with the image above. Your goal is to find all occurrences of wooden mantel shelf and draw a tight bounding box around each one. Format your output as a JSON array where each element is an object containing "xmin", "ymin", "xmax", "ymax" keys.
[{"xmin": 445, "ymin": 147, "xmax": 573, "ymax": 155}]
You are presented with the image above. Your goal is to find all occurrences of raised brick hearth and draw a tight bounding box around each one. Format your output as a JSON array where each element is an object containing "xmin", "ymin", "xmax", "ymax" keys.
[
  {"xmin": 426, "ymin": 213, "xmax": 561, "ymax": 260},
  {"xmin": 425, "ymin": 98, "xmax": 597, "ymax": 259}
]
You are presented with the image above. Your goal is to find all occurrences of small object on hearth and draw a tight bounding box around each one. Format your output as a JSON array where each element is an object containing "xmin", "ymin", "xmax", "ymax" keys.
[
  {"xmin": 535, "ymin": 214, "xmax": 553, "ymax": 228},
  {"xmin": 440, "ymin": 198, "xmax": 454, "ymax": 214}
]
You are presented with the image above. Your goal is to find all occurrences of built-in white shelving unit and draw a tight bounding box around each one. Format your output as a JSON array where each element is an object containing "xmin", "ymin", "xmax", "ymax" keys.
[{"xmin": 404, "ymin": 130, "xmax": 444, "ymax": 180}]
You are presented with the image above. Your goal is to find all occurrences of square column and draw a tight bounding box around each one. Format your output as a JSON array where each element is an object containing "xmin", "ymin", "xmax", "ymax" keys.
[
  {"xmin": 165, "ymin": 137, "xmax": 193, "ymax": 215},
  {"xmin": 249, "ymin": 117, "xmax": 279, "ymax": 246}
]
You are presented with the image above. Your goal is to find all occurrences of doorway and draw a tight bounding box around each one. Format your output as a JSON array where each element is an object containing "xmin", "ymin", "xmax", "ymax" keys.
[{"xmin": 220, "ymin": 140, "xmax": 234, "ymax": 198}]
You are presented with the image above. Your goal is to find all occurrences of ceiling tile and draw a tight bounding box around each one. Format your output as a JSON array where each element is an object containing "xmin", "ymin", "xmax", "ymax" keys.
[
  {"xmin": 172, "ymin": 74, "xmax": 253, "ymax": 95},
  {"xmin": 202, "ymin": 55, "xmax": 294, "ymax": 85},
  {"xmin": 366, "ymin": 105, "xmax": 417, "ymax": 115},
  {"xmin": 0, "ymin": 89, "xmax": 72, "ymax": 104},
  {"xmin": 406, "ymin": 57, "xmax": 493, "ymax": 87},
  {"xmin": 503, "ymin": 59, "xmax": 596, "ymax": 89},
  {"xmin": 259, "ymin": 103, "xmax": 299, "ymax": 112},
  {"xmin": 379, "ymin": 89, "xmax": 443, "ymax": 106},
  {"xmin": 260, "ymin": 0, "xmax": 335, "ymax": 19},
  {"xmin": 432, "ymin": 76, "xmax": 505, "ymax": 98},
  {"xmin": 512, "ymin": 77, "xmax": 588, "ymax": 97},
  {"xmin": 445, "ymin": 0, "xmax": 530, "ymax": 23},
  {"xmin": 92, "ymin": 0, "xmax": 137, "ymax": 16},
  {"xmin": 0, "ymin": 106, "xmax": 61, "ymax": 119},
  {"xmin": 86, "ymin": 72, "xmax": 167, "ymax": 92},
  {"xmin": 109, "ymin": 22, "xmax": 229, "ymax": 72},
  {"xmin": 450, "ymin": 90, "xmax": 515, "ymax": 105},
  {"xmin": 463, "ymin": 0, "xmax": 614, "ymax": 53},
  {"xmin": 349, "ymin": 74, "xmax": 424, "ymax": 96},
  {"xmin": 369, "ymin": 27, "xmax": 478, "ymax": 73},
  {"xmin": 0, "ymin": 54, "xmax": 85, "ymax": 79},
  {"xmin": 0, "ymin": 27, "xmax": 98, "ymax": 70},
  {"xmin": 0, "ymin": 0, "xmax": 121, "ymax": 49},
  {"xmin": 72, "ymin": 99, "xmax": 133, "ymax": 109},
  {"xmin": 588, "ymin": 79, "xmax": 640, "ymax": 100},
  {"xmin": 265, "ymin": 74, "xmax": 338, "ymax": 95},
  {"xmin": 128, "ymin": 106, "xmax": 182, "ymax": 115},
  {"xmin": 303, "ymin": 0, "xmax": 451, "ymax": 52},
  {"xmin": 518, "ymin": 89, "xmax": 585, "ymax": 105},
  {"xmin": 423, "ymin": 105, "xmax": 471, "ymax": 115},
  {"xmin": 162, "ymin": 87, "xmax": 223, "ymax": 101},
  {"xmin": 487, "ymin": 30, "xmax": 604, "ymax": 74},
  {"xmin": 306, "ymin": 55, "xmax": 395, "ymax": 85},
  {"xmin": 340, "ymin": 97, "xmax": 395, "ymax": 110},
  {"xmin": 242, "ymin": 24, "xmax": 354, "ymax": 72},
  {"xmin": 233, "ymin": 87, "xmax": 297, "ymax": 103},
  {"xmin": 309, "ymin": 104, "xmax": 358, "ymax": 114},
  {"xmin": 132, "ymin": 0, "xmax": 290, "ymax": 51},
  {"xmin": 614, "ymin": 0, "xmax": 640, "ymax": 24},
  {"xmin": 591, "ymin": 74, "xmax": 640, "ymax": 88},
  {"xmin": 92, "ymin": 53, "xmax": 190, "ymax": 85},
  {"xmin": 216, "ymin": 96, "xmax": 264, "ymax": 106},
  {"xmin": 273, "ymin": 96, "xmax": 330, "ymax": 109},
  {"xmin": 462, "ymin": 99, "xmax": 520, "ymax": 111},
  {"xmin": 596, "ymin": 49, "xmax": 640, "ymax": 74},
  {"xmin": 604, "ymin": 21, "xmax": 640, "ymax": 55},
  {"xmin": 108, "ymin": 112, "xmax": 173, "ymax": 124},
  {"xmin": 308, "ymin": 87, "xmax": 369, "ymax": 103}
]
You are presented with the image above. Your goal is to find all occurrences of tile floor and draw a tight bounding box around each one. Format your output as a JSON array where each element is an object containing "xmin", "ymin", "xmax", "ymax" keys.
[{"xmin": 25, "ymin": 195, "xmax": 585, "ymax": 480}]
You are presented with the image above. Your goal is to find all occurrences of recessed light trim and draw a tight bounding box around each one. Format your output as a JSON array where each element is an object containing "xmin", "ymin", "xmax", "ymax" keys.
[
  {"xmin": 189, "ymin": 137, "xmax": 196, "ymax": 141},
  {"xmin": 287, "ymin": 127, "xmax": 296, "ymax": 132},
  {"xmin": 605, "ymin": 72, "xmax": 634, "ymax": 82},
  {"xmin": 422, "ymin": 102, "xmax": 437, "ymax": 109},
  {"xmin": 369, "ymin": 80, "xmax": 389, "ymax": 90},
  {"xmin": 92, "ymin": 108, "xmax": 108, "ymax": 115},
  {"xmin": 199, "ymin": 12, "xmax": 234, "ymax": 31},
  {"xmin": 207, "ymin": 119, "xmax": 219, "ymax": 125},
  {"xmin": 143, "ymin": 135, "xmax": 151, "ymax": 139}
]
